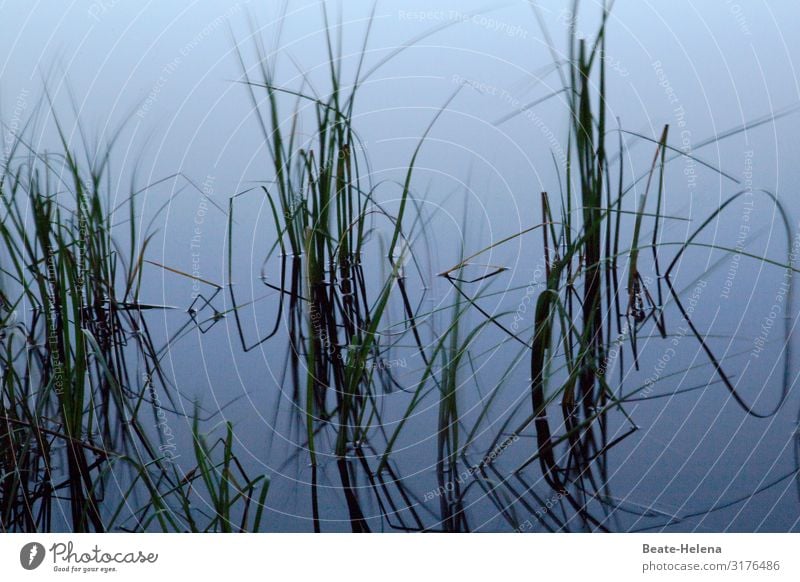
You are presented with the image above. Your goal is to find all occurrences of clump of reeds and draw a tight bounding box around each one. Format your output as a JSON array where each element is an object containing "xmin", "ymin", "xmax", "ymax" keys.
[
  {"xmin": 229, "ymin": 5, "xmax": 467, "ymax": 532},
  {"xmin": 0, "ymin": 112, "xmax": 267, "ymax": 532},
  {"xmin": 436, "ymin": 0, "xmax": 796, "ymax": 531}
]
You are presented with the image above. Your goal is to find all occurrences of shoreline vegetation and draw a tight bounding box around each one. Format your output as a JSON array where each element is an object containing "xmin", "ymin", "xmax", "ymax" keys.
[{"xmin": 1, "ymin": 1, "xmax": 798, "ymax": 532}]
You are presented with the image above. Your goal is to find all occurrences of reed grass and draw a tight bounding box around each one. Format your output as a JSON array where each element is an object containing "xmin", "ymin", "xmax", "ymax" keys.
[
  {"xmin": 0, "ymin": 112, "xmax": 267, "ymax": 532},
  {"xmin": 2, "ymin": 0, "xmax": 796, "ymax": 533},
  {"xmin": 227, "ymin": 0, "xmax": 798, "ymax": 532}
]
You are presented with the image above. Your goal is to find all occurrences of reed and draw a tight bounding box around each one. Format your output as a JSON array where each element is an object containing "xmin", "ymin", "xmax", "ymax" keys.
[
  {"xmin": 436, "ymin": 0, "xmax": 796, "ymax": 530},
  {"xmin": 2, "ymin": 1, "xmax": 796, "ymax": 533},
  {"xmin": 0, "ymin": 113, "xmax": 266, "ymax": 532}
]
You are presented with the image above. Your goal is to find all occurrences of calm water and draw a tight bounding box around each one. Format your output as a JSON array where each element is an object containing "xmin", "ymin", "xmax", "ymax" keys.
[{"xmin": 3, "ymin": 0, "xmax": 800, "ymax": 532}]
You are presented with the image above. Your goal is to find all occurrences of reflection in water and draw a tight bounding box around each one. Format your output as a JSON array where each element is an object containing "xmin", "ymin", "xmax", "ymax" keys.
[{"xmin": 2, "ymin": 2, "xmax": 800, "ymax": 533}]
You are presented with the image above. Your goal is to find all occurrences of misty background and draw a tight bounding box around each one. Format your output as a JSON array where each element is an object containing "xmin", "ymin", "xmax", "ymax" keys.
[{"xmin": 2, "ymin": 0, "xmax": 800, "ymax": 531}]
